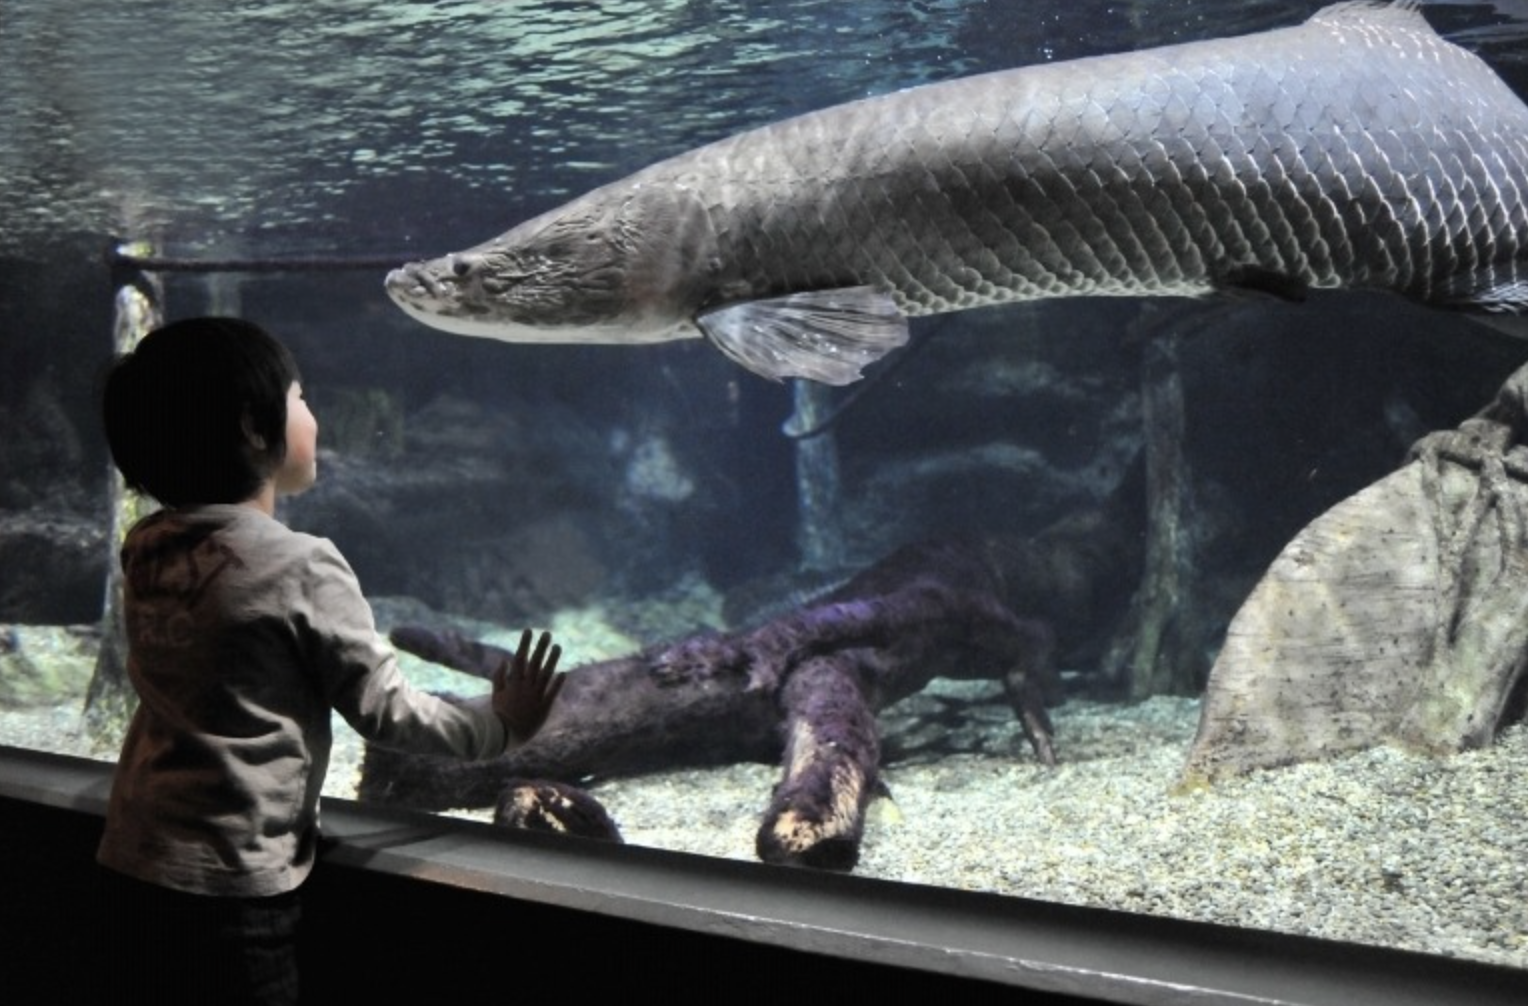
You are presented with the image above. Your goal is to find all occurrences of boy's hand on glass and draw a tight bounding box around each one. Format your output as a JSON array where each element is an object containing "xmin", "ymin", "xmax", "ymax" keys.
[{"xmin": 493, "ymin": 629, "xmax": 564, "ymax": 745}]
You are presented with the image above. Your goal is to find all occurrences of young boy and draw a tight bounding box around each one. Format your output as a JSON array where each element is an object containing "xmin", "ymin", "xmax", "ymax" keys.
[{"xmin": 94, "ymin": 317, "xmax": 562, "ymax": 1004}]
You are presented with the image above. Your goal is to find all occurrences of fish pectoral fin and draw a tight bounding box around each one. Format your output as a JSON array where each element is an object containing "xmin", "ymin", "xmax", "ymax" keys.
[{"xmin": 696, "ymin": 286, "xmax": 909, "ymax": 385}]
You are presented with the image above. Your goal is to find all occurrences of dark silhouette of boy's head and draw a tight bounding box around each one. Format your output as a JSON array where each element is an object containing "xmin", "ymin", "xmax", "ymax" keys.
[{"xmin": 103, "ymin": 317, "xmax": 301, "ymax": 507}]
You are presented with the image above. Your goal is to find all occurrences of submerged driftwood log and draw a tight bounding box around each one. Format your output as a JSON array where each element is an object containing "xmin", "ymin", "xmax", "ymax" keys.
[
  {"xmin": 1184, "ymin": 362, "xmax": 1528, "ymax": 783},
  {"xmin": 362, "ymin": 540, "xmax": 1057, "ymax": 870},
  {"xmin": 359, "ymin": 470, "xmax": 1145, "ymax": 869}
]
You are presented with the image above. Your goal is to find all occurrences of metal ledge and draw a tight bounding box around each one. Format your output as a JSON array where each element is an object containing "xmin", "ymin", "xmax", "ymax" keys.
[{"xmin": 3, "ymin": 744, "xmax": 1524, "ymax": 1005}]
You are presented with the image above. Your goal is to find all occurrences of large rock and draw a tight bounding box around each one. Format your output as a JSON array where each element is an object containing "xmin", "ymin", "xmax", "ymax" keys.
[
  {"xmin": 0, "ymin": 624, "xmax": 97, "ymax": 709},
  {"xmin": 0, "ymin": 510, "xmax": 106, "ymax": 624},
  {"xmin": 1183, "ymin": 364, "xmax": 1528, "ymax": 783}
]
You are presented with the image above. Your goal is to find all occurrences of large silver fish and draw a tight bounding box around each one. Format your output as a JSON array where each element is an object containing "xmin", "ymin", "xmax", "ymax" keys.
[{"xmin": 385, "ymin": 2, "xmax": 1528, "ymax": 385}]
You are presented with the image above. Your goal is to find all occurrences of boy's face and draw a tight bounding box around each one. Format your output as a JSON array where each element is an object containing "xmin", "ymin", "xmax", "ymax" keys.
[{"xmin": 274, "ymin": 382, "xmax": 318, "ymax": 496}]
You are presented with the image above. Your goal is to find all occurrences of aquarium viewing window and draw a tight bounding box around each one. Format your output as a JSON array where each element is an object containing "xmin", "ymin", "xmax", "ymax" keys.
[{"xmin": 2, "ymin": 0, "xmax": 1526, "ymax": 996}]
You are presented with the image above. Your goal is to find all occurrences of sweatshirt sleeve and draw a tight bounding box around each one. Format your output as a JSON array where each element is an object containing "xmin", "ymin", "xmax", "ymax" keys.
[{"xmin": 296, "ymin": 538, "xmax": 507, "ymax": 760}]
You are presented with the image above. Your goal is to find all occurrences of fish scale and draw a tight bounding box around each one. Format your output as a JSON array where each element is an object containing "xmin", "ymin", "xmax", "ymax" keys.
[
  {"xmin": 681, "ymin": 5, "xmax": 1505, "ymax": 303},
  {"xmin": 387, "ymin": 2, "xmax": 1528, "ymax": 384}
]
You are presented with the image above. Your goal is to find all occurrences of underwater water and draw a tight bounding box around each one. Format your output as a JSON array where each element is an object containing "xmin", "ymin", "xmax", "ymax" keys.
[{"xmin": 5, "ymin": 0, "xmax": 1528, "ymax": 973}]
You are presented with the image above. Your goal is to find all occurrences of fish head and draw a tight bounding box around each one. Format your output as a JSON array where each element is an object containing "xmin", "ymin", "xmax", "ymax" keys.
[{"xmin": 385, "ymin": 182, "xmax": 717, "ymax": 345}]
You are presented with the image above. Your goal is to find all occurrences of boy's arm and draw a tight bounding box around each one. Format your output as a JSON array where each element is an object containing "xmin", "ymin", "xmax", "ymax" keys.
[{"xmin": 300, "ymin": 540, "xmax": 509, "ymax": 760}]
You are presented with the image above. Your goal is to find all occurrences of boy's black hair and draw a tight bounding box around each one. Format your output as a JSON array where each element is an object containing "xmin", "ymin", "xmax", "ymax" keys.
[{"xmin": 103, "ymin": 317, "xmax": 301, "ymax": 506}]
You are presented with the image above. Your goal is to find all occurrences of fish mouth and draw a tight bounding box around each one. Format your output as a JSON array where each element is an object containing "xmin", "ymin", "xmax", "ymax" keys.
[
  {"xmin": 385, "ymin": 261, "xmax": 453, "ymax": 304},
  {"xmin": 384, "ymin": 255, "xmax": 695, "ymax": 345},
  {"xmin": 383, "ymin": 260, "xmax": 558, "ymax": 340}
]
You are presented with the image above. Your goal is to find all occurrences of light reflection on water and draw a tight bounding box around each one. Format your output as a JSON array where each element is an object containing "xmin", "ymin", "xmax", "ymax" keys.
[{"xmin": 0, "ymin": 0, "xmax": 1341, "ymax": 257}]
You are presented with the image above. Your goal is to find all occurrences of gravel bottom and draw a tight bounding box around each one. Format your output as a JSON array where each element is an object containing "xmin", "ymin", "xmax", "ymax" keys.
[
  {"xmin": 6, "ymin": 630, "xmax": 1526, "ymax": 972},
  {"xmin": 566, "ymin": 688, "xmax": 1528, "ymax": 970}
]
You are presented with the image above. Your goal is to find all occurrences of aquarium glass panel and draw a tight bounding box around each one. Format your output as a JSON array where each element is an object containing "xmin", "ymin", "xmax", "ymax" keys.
[{"xmin": 3, "ymin": 0, "xmax": 1527, "ymax": 971}]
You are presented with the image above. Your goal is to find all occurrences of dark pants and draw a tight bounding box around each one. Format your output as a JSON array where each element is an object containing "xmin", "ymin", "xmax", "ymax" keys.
[{"xmin": 96, "ymin": 867, "xmax": 302, "ymax": 1006}]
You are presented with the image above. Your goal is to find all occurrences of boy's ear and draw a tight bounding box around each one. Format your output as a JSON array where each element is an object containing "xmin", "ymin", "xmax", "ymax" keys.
[{"xmin": 241, "ymin": 412, "xmax": 267, "ymax": 452}]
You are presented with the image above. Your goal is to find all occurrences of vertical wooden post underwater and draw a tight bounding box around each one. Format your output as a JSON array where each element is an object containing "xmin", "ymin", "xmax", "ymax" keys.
[
  {"xmin": 1127, "ymin": 331, "xmax": 1195, "ymax": 698},
  {"xmin": 1101, "ymin": 309, "xmax": 1209, "ymax": 699},
  {"xmin": 82, "ymin": 244, "xmax": 162, "ymax": 753},
  {"xmin": 791, "ymin": 379, "xmax": 845, "ymax": 572}
]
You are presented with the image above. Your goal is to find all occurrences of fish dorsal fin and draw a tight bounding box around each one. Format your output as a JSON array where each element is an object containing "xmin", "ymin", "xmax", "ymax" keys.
[{"xmin": 695, "ymin": 286, "xmax": 909, "ymax": 385}]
